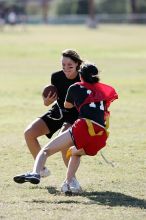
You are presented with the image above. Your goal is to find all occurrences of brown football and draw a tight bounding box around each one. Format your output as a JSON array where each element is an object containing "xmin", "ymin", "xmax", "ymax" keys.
[{"xmin": 42, "ymin": 85, "xmax": 58, "ymax": 98}]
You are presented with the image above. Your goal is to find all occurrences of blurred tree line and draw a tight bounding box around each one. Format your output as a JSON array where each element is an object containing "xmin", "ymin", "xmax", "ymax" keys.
[
  {"xmin": 1, "ymin": 0, "xmax": 146, "ymax": 16},
  {"xmin": 54, "ymin": 0, "xmax": 146, "ymax": 15},
  {"xmin": 1, "ymin": 0, "xmax": 146, "ymax": 25}
]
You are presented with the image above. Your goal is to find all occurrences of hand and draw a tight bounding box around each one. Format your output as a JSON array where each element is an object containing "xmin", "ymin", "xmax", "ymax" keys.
[{"xmin": 42, "ymin": 91, "xmax": 57, "ymax": 106}]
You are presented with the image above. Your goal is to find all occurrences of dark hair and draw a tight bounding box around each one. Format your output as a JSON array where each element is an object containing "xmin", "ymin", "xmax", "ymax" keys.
[
  {"xmin": 79, "ymin": 63, "xmax": 100, "ymax": 83},
  {"xmin": 62, "ymin": 49, "xmax": 83, "ymax": 70}
]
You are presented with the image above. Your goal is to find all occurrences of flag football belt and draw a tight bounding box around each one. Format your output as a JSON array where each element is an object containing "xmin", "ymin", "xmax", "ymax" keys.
[
  {"xmin": 66, "ymin": 118, "xmax": 109, "ymax": 159},
  {"xmin": 85, "ymin": 118, "xmax": 109, "ymax": 137},
  {"xmin": 66, "ymin": 148, "xmax": 72, "ymax": 159}
]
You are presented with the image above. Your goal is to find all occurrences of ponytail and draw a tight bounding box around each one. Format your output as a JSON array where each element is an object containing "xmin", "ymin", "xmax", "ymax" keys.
[{"xmin": 79, "ymin": 64, "xmax": 100, "ymax": 84}]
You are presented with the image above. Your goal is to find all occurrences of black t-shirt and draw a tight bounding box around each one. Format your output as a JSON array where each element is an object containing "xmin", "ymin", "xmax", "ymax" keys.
[
  {"xmin": 66, "ymin": 84, "xmax": 105, "ymax": 126},
  {"xmin": 51, "ymin": 70, "xmax": 80, "ymax": 114}
]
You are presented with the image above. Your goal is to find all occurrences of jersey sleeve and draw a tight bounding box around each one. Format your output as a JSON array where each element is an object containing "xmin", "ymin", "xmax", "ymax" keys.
[
  {"xmin": 51, "ymin": 73, "xmax": 56, "ymax": 86},
  {"xmin": 65, "ymin": 85, "xmax": 75, "ymax": 105}
]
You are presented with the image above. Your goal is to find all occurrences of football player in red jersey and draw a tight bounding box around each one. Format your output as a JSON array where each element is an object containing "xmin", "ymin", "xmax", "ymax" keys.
[{"xmin": 14, "ymin": 63, "xmax": 118, "ymax": 194}]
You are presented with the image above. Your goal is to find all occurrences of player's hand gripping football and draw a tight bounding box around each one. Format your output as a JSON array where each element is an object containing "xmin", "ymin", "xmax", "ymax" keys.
[{"xmin": 43, "ymin": 91, "xmax": 57, "ymax": 106}]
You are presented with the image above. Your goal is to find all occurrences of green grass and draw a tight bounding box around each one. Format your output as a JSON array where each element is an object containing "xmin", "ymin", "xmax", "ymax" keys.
[{"xmin": 0, "ymin": 24, "xmax": 146, "ymax": 220}]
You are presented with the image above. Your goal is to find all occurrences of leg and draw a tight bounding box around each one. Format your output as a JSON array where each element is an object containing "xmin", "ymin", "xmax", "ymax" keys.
[
  {"xmin": 13, "ymin": 130, "xmax": 74, "ymax": 185},
  {"xmin": 13, "ymin": 118, "xmax": 51, "ymax": 183},
  {"xmin": 66, "ymin": 147, "xmax": 85, "ymax": 183},
  {"xmin": 66, "ymin": 155, "xmax": 81, "ymax": 183},
  {"xmin": 33, "ymin": 130, "xmax": 73, "ymax": 174},
  {"xmin": 58, "ymin": 123, "xmax": 72, "ymax": 167},
  {"xmin": 61, "ymin": 147, "xmax": 85, "ymax": 194},
  {"xmin": 24, "ymin": 118, "xmax": 49, "ymax": 159}
]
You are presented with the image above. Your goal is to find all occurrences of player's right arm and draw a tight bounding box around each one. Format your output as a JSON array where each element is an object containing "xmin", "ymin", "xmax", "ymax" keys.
[
  {"xmin": 64, "ymin": 85, "xmax": 75, "ymax": 109},
  {"xmin": 43, "ymin": 92, "xmax": 57, "ymax": 106},
  {"xmin": 42, "ymin": 73, "xmax": 57, "ymax": 106}
]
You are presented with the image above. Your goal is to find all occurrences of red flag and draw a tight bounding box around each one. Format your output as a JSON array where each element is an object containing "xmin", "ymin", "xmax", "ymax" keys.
[{"xmin": 75, "ymin": 82, "xmax": 118, "ymax": 111}]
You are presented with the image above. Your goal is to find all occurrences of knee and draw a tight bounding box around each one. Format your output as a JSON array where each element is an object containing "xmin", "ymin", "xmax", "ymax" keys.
[
  {"xmin": 24, "ymin": 126, "xmax": 36, "ymax": 140},
  {"xmin": 24, "ymin": 127, "xmax": 31, "ymax": 140},
  {"xmin": 71, "ymin": 146, "xmax": 85, "ymax": 156}
]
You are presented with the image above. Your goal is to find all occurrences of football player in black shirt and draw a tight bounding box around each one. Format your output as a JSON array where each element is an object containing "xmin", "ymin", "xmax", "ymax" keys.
[
  {"xmin": 23, "ymin": 49, "xmax": 83, "ymax": 184},
  {"xmin": 14, "ymin": 63, "xmax": 118, "ymax": 195}
]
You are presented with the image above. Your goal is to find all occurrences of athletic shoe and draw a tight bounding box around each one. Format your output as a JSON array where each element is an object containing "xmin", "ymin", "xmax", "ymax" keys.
[
  {"xmin": 40, "ymin": 167, "xmax": 51, "ymax": 178},
  {"xmin": 61, "ymin": 181, "xmax": 72, "ymax": 196},
  {"xmin": 13, "ymin": 172, "xmax": 40, "ymax": 184},
  {"xmin": 69, "ymin": 177, "xmax": 82, "ymax": 193}
]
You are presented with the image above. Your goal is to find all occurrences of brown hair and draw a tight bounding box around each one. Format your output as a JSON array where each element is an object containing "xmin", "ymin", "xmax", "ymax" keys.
[
  {"xmin": 79, "ymin": 63, "xmax": 100, "ymax": 84},
  {"xmin": 62, "ymin": 49, "xmax": 83, "ymax": 70}
]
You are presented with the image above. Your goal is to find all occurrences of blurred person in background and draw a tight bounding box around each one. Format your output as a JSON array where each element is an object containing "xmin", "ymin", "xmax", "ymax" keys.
[
  {"xmin": 14, "ymin": 63, "xmax": 118, "ymax": 194},
  {"xmin": 7, "ymin": 9, "xmax": 17, "ymax": 25},
  {"xmin": 0, "ymin": 6, "xmax": 5, "ymax": 31}
]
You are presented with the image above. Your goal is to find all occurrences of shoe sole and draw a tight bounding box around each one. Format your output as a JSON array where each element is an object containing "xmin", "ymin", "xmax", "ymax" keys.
[
  {"xmin": 13, "ymin": 176, "xmax": 26, "ymax": 184},
  {"xmin": 13, "ymin": 176, "xmax": 40, "ymax": 184},
  {"xmin": 65, "ymin": 191, "xmax": 72, "ymax": 196},
  {"xmin": 25, "ymin": 177, "xmax": 40, "ymax": 184},
  {"xmin": 61, "ymin": 188, "xmax": 72, "ymax": 196}
]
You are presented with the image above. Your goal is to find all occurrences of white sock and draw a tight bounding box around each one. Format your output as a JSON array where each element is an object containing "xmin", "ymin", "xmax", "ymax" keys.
[{"xmin": 33, "ymin": 150, "xmax": 48, "ymax": 175}]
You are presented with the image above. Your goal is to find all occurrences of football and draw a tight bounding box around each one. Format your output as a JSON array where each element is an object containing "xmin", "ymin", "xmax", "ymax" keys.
[{"xmin": 42, "ymin": 85, "xmax": 58, "ymax": 98}]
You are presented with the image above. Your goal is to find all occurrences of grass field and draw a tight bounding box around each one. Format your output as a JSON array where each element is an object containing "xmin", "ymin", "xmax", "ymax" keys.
[{"xmin": 0, "ymin": 24, "xmax": 146, "ymax": 220}]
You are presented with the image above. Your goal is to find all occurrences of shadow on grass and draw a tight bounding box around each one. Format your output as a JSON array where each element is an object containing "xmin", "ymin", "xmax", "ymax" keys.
[
  {"xmin": 82, "ymin": 191, "xmax": 146, "ymax": 209},
  {"xmin": 46, "ymin": 187, "xmax": 146, "ymax": 209},
  {"xmin": 26, "ymin": 186, "xmax": 146, "ymax": 209},
  {"xmin": 29, "ymin": 185, "xmax": 61, "ymax": 195}
]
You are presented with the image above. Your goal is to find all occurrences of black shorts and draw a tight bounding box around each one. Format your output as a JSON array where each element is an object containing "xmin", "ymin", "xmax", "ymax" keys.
[{"xmin": 40, "ymin": 104, "xmax": 78, "ymax": 139}]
